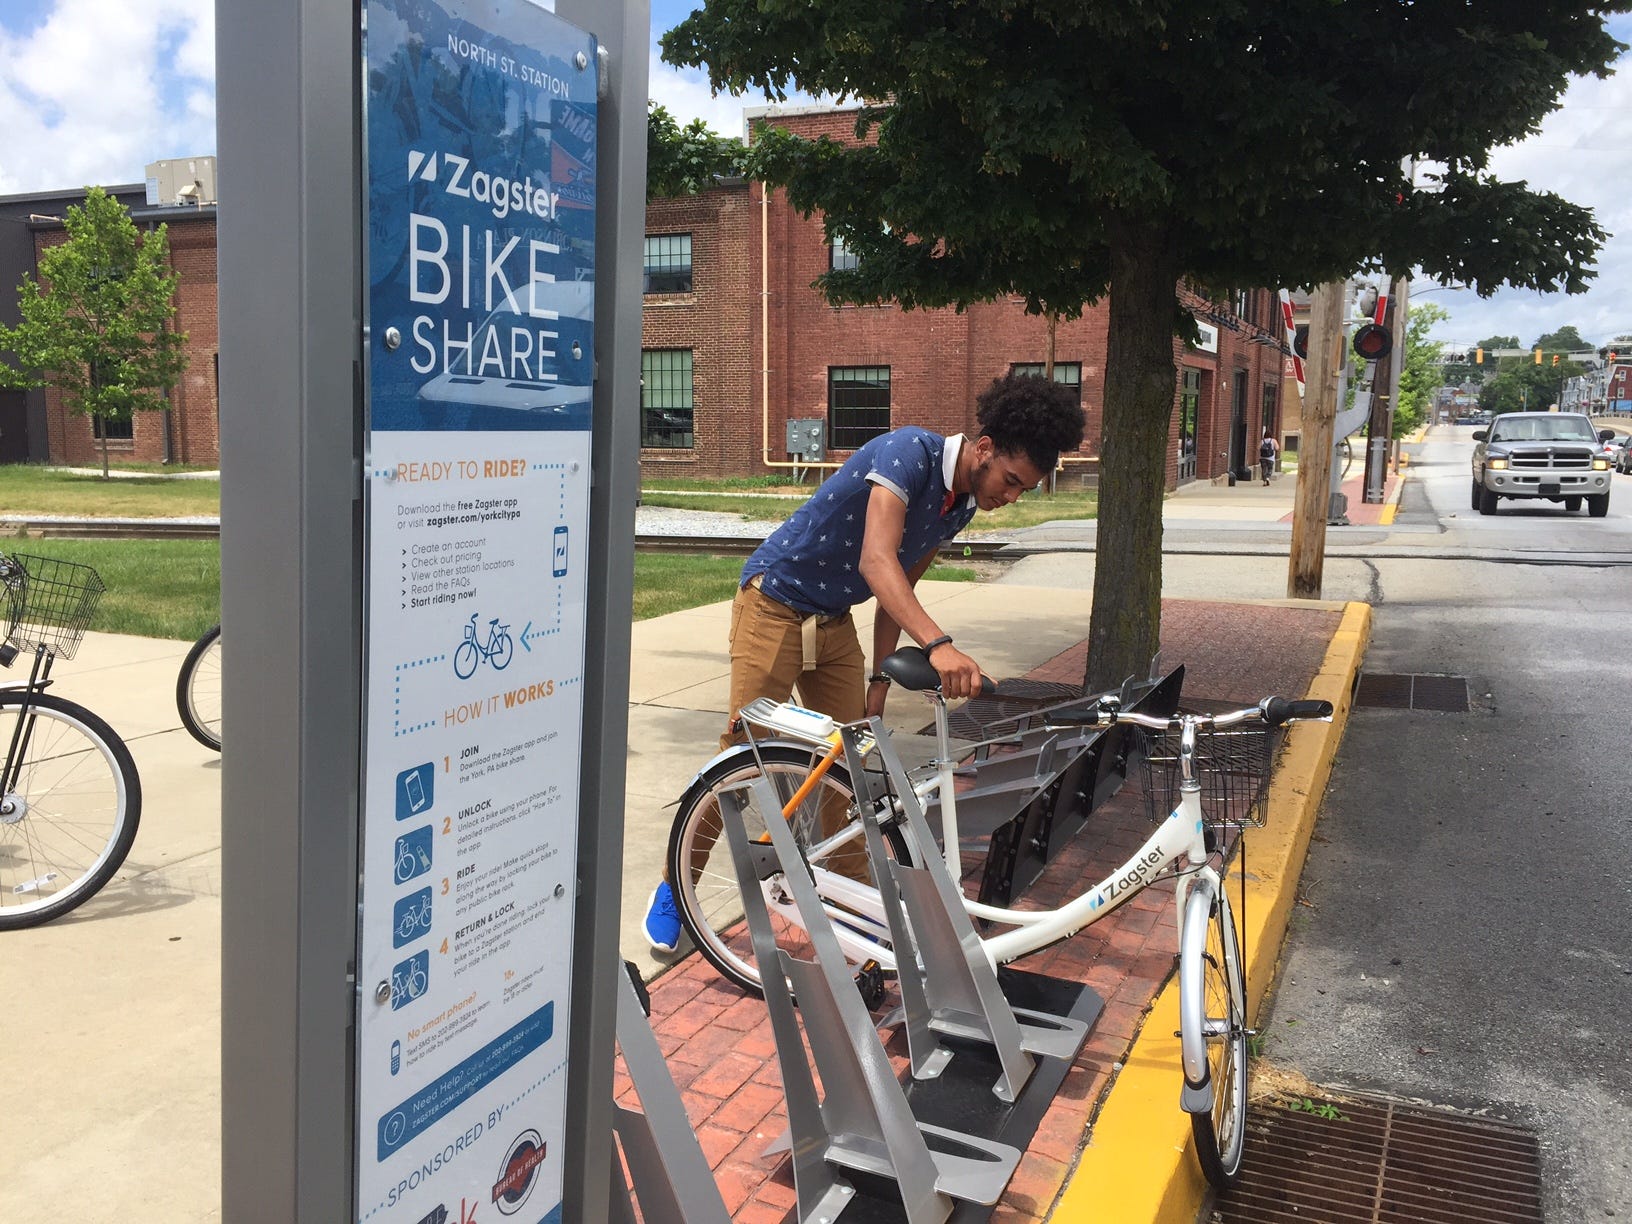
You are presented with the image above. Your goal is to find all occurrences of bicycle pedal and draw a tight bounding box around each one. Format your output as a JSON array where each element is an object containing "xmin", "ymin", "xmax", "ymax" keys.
[{"xmin": 854, "ymin": 960, "xmax": 885, "ymax": 1011}]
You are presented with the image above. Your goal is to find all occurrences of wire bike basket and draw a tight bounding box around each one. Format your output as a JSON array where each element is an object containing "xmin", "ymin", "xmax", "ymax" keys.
[
  {"xmin": 0, "ymin": 553, "xmax": 107, "ymax": 663},
  {"xmin": 1138, "ymin": 717, "xmax": 1283, "ymax": 828}
]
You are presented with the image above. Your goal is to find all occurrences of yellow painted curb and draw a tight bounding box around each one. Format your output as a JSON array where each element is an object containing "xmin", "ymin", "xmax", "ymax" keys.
[{"xmin": 1051, "ymin": 601, "xmax": 1372, "ymax": 1222}]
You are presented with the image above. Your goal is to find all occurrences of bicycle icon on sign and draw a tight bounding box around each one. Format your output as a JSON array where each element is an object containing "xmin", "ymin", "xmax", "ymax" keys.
[
  {"xmin": 453, "ymin": 612, "xmax": 513, "ymax": 680},
  {"xmin": 391, "ymin": 951, "xmax": 429, "ymax": 1009}
]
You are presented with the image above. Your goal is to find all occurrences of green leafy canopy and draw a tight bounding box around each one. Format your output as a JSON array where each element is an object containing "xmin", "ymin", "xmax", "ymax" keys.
[{"xmin": 646, "ymin": 102, "xmax": 748, "ymax": 201}]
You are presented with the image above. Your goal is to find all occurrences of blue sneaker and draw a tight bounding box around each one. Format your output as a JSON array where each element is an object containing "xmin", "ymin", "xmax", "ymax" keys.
[{"xmin": 643, "ymin": 881, "xmax": 681, "ymax": 954}]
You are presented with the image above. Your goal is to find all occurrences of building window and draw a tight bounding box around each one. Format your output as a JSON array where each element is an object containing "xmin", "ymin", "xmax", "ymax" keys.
[
  {"xmin": 643, "ymin": 234, "xmax": 692, "ymax": 294},
  {"xmin": 91, "ymin": 414, "xmax": 135, "ymax": 441},
  {"xmin": 640, "ymin": 349, "xmax": 694, "ymax": 449},
  {"xmin": 1010, "ymin": 362, "xmax": 1083, "ymax": 404},
  {"xmin": 1178, "ymin": 368, "xmax": 1199, "ymax": 482},
  {"xmin": 829, "ymin": 233, "xmax": 859, "ymax": 273},
  {"xmin": 828, "ymin": 366, "xmax": 890, "ymax": 450},
  {"xmin": 1233, "ymin": 289, "xmax": 1251, "ymax": 320}
]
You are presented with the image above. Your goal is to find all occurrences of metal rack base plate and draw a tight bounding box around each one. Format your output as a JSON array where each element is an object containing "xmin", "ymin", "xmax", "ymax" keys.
[{"xmin": 775, "ymin": 967, "xmax": 1100, "ymax": 1224}]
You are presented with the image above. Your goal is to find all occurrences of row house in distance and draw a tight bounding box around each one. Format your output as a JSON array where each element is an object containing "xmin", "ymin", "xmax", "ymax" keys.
[{"xmin": 637, "ymin": 104, "xmax": 1294, "ymax": 490}]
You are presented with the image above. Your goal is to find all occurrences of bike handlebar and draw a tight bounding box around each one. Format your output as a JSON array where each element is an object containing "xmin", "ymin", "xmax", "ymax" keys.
[{"xmin": 1043, "ymin": 695, "xmax": 1333, "ymax": 731}]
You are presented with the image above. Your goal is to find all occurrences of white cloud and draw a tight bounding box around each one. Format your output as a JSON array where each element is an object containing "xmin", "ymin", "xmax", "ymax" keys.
[{"xmin": 0, "ymin": 0, "xmax": 214, "ymax": 195}]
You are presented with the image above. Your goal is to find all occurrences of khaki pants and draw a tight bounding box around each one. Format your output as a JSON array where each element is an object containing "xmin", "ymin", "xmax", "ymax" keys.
[{"xmin": 673, "ymin": 581, "xmax": 870, "ymax": 887}]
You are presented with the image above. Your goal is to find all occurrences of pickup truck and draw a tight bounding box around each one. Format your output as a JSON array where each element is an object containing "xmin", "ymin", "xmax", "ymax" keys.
[{"xmin": 1471, "ymin": 412, "xmax": 1615, "ymax": 517}]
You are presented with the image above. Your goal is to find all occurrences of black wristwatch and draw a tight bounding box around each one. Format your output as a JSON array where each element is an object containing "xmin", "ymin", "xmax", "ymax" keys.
[{"xmin": 868, "ymin": 672, "xmax": 892, "ymax": 685}]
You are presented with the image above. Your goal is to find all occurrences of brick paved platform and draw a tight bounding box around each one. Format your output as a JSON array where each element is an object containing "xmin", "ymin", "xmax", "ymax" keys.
[{"xmin": 617, "ymin": 598, "xmax": 1345, "ymax": 1222}]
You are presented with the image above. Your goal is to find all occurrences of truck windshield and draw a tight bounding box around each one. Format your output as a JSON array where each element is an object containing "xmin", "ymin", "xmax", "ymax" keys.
[{"xmin": 1488, "ymin": 418, "xmax": 1595, "ymax": 443}]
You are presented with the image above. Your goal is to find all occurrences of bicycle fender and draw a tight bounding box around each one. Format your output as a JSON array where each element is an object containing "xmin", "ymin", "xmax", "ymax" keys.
[{"xmin": 672, "ymin": 738, "xmax": 827, "ymax": 813}]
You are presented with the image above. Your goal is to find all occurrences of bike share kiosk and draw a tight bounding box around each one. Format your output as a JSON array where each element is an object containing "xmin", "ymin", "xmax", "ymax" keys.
[{"xmin": 218, "ymin": 0, "xmax": 660, "ymax": 1218}]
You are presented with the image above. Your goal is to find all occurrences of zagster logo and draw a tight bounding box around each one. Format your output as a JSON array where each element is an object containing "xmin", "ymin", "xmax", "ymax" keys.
[
  {"xmin": 405, "ymin": 149, "xmax": 559, "ymax": 222},
  {"xmin": 491, "ymin": 1129, "xmax": 546, "ymax": 1215}
]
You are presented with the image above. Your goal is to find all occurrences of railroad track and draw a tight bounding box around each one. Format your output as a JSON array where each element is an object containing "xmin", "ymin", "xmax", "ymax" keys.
[{"xmin": 0, "ymin": 518, "xmax": 1018, "ymax": 558}]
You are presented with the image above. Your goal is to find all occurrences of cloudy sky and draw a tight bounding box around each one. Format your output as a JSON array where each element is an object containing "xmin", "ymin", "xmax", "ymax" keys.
[{"xmin": 2, "ymin": 0, "xmax": 1629, "ymax": 351}]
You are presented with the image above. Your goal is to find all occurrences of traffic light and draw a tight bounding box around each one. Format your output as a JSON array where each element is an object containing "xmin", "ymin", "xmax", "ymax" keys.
[
  {"xmin": 1475, "ymin": 347, "xmax": 1484, "ymax": 364},
  {"xmin": 1552, "ymin": 353, "xmax": 1560, "ymax": 367},
  {"xmin": 1352, "ymin": 323, "xmax": 1392, "ymax": 361},
  {"xmin": 1534, "ymin": 348, "xmax": 1543, "ymax": 364},
  {"xmin": 1611, "ymin": 350, "xmax": 1620, "ymax": 364}
]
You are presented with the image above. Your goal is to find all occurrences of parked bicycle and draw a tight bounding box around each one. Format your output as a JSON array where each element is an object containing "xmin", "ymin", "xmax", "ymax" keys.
[
  {"xmin": 176, "ymin": 622, "xmax": 222, "ymax": 751},
  {"xmin": 665, "ymin": 647, "xmax": 1330, "ymax": 1187},
  {"xmin": 0, "ymin": 552, "xmax": 142, "ymax": 931}
]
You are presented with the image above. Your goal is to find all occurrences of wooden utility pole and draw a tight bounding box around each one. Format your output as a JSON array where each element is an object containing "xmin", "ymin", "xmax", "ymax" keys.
[{"xmin": 1288, "ymin": 281, "xmax": 1344, "ymax": 598}]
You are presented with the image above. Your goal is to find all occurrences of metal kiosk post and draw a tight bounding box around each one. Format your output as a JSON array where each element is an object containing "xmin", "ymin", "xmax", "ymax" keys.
[{"xmin": 218, "ymin": 0, "xmax": 648, "ymax": 1219}]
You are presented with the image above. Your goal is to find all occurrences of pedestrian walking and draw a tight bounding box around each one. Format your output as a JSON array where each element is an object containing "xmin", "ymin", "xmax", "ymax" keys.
[{"xmin": 1259, "ymin": 430, "xmax": 1278, "ymax": 485}]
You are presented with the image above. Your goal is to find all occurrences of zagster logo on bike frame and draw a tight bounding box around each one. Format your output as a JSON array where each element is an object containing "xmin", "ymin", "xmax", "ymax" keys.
[{"xmin": 491, "ymin": 1129, "xmax": 546, "ymax": 1215}]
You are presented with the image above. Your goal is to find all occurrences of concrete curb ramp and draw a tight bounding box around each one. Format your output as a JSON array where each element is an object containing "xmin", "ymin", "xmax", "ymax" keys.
[{"xmin": 1054, "ymin": 601, "xmax": 1372, "ymax": 1222}]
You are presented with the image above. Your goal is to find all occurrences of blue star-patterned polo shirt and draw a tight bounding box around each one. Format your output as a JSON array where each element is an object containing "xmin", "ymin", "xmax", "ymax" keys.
[{"xmin": 741, "ymin": 427, "xmax": 977, "ymax": 618}]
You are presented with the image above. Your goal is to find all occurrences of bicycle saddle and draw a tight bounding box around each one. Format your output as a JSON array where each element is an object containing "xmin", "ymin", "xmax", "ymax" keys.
[{"xmin": 880, "ymin": 647, "xmax": 996, "ymax": 696}]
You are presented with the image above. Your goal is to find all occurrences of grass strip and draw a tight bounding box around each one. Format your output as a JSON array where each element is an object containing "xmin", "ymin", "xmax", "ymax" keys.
[{"xmin": 0, "ymin": 466, "xmax": 220, "ymax": 518}]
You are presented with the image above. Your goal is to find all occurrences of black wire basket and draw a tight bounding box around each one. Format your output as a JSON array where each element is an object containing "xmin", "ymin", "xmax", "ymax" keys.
[
  {"xmin": 1138, "ymin": 718, "xmax": 1283, "ymax": 828},
  {"xmin": 0, "ymin": 553, "xmax": 106, "ymax": 662}
]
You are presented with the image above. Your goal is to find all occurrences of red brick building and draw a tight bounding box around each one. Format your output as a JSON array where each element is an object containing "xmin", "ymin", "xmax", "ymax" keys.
[{"xmin": 639, "ymin": 105, "xmax": 1290, "ymax": 489}]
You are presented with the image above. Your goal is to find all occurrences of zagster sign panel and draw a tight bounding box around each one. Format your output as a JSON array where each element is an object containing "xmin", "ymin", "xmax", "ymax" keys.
[{"xmin": 357, "ymin": 0, "xmax": 596, "ymax": 1219}]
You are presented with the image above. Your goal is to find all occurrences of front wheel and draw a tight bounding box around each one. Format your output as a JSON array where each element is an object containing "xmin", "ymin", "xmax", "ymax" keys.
[
  {"xmin": 1179, "ymin": 882, "xmax": 1249, "ymax": 1189},
  {"xmin": 1588, "ymin": 492, "xmax": 1611, "ymax": 518},
  {"xmin": 176, "ymin": 623, "xmax": 222, "ymax": 751},
  {"xmin": 667, "ymin": 743, "xmax": 907, "ymax": 995},
  {"xmin": 0, "ymin": 691, "xmax": 142, "ymax": 930},
  {"xmin": 1477, "ymin": 482, "xmax": 1497, "ymax": 516},
  {"xmin": 490, "ymin": 632, "xmax": 514, "ymax": 671},
  {"xmin": 452, "ymin": 640, "xmax": 479, "ymax": 679}
]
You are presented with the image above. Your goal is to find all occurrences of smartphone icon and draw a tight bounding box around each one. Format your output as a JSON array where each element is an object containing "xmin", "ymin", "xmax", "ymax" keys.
[
  {"xmin": 405, "ymin": 769, "xmax": 426, "ymax": 812},
  {"xmin": 552, "ymin": 525, "xmax": 568, "ymax": 578}
]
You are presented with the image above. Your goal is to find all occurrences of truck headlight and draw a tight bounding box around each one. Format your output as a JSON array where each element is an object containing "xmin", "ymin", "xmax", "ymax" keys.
[
  {"xmin": 1486, "ymin": 457, "xmax": 1508, "ymax": 470},
  {"xmin": 1592, "ymin": 458, "xmax": 1610, "ymax": 470}
]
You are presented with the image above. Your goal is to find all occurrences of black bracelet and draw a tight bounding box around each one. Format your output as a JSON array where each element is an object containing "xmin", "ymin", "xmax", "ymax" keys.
[
  {"xmin": 868, "ymin": 672, "xmax": 892, "ymax": 685},
  {"xmin": 921, "ymin": 634, "xmax": 954, "ymax": 655}
]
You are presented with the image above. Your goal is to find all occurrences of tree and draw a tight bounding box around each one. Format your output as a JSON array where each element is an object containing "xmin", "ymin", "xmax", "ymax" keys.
[
  {"xmin": 1479, "ymin": 357, "xmax": 1583, "ymax": 415},
  {"xmin": 0, "ymin": 188, "xmax": 187, "ymax": 477},
  {"xmin": 646, "ymin": 103, "xmax": 746, "ymax": 200},
  {"xmin": 1395, "ymin": 303, "xmax": 1449, "ymax": 435},
  {"xmin": 662, "ymin": 2, "xmax": 1620, "ymax": 689},
  {"xmin": 1534, "ymin": 324, "xmax": 1587, "ymax": 354}
]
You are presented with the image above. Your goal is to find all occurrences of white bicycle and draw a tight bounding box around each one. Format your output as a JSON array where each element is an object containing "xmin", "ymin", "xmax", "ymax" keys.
[{"xmin": 665, "ymin": 647, "xmax": 1331, "ymax": 1187}]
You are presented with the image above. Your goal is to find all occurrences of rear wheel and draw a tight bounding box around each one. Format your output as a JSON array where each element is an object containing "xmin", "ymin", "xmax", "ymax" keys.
[
  {"xmin": 0, "ymin": 691, "xmax": 142, "ymax": 930},
  {"xmin": 1181, "ymin": 882, "xmax": 1249, "ymax": 1189},
  {"xmin": 1588, "ymin": 492, "xmax": 1611, "ymax": 518},
  {"xmin": 176, "ymin": 624, "xmax": 222, "ymax": 751},
  {"xmin": 668, "ymin": 743, "xmax": 907, "ymax": 995}
]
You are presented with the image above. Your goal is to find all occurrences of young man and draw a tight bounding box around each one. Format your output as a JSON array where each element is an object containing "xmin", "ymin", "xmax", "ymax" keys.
[
  {"xmin": 1259, "ymin": 430, "xmax": 1278, "ymax": 485},
  {"xmin": 643, "ymin": 373, "xmax": 1087, "ymax": 952}
]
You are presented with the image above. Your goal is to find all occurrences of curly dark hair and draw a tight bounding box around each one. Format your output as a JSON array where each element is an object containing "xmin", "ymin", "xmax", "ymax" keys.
[{"xmin": 974, "ymin": 374, "xmax": 1087, "ymax": 472}]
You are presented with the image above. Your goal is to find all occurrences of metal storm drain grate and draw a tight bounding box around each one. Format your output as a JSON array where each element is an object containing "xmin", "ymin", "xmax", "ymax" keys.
[
  {"xmin": 1211, "ymin": 1093, "xmax": 1544, "ymax": 1223},
  {"xmin": 1355, "ymin": 672, "xmax": 1470, "ymax": 713}
]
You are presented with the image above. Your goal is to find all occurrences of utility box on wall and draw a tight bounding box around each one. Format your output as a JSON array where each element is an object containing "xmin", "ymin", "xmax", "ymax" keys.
[{"xmin": 786, "ymin": 418, "xmax": 826, "ymax": 461}]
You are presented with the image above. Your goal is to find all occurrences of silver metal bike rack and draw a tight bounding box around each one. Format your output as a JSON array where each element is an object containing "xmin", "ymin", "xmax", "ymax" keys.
[
  {"xmin": 843, "ymin": 721, "xmax": 1090, "ymax": 1102},
  {"xmin": 718, "ymin": 777, "xmax": 1023, "ymax": 1223},
  {"xmin": 609, "ymin": 963, "xmax": 731, "ymax": 1224}
]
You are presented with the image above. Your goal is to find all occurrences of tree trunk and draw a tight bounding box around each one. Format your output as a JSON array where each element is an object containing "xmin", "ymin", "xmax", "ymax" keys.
[
  {"xmin": 1288, "ymin": 283, "xmax": 1344, "ymax": 598},
  {"xmin": 100, "ymin": 427, "xmax": 110, "ymax": 479},
  {"xmin": 1083, "ymin": 223, "xmax": 1181, "ymax": 694}
]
